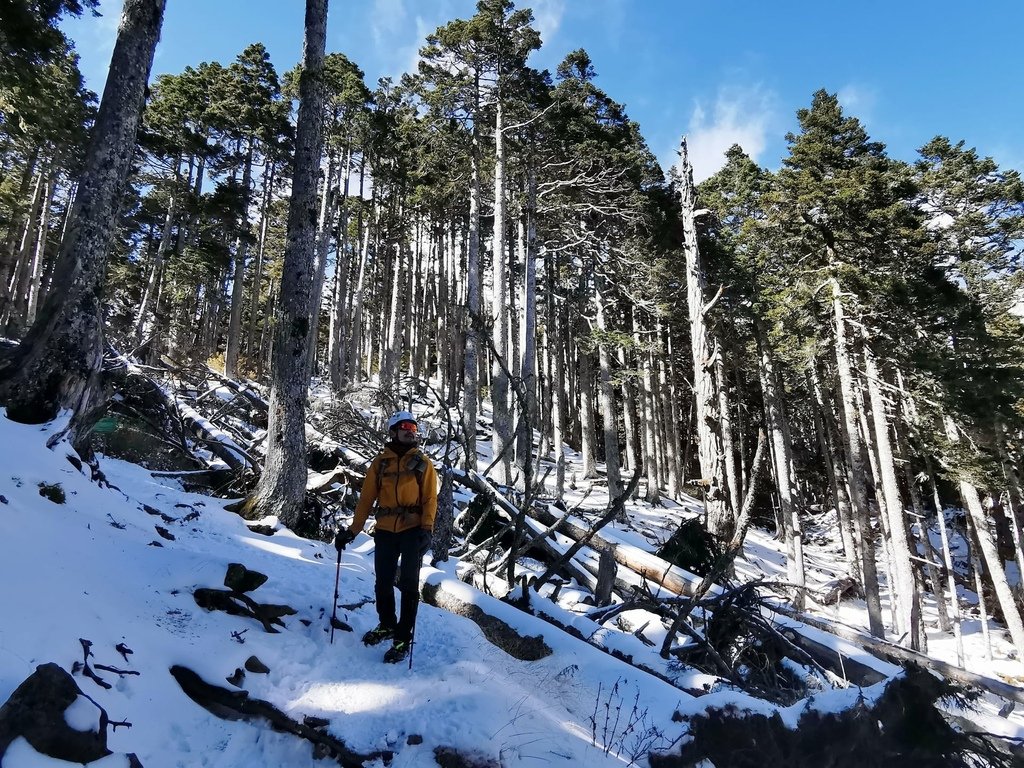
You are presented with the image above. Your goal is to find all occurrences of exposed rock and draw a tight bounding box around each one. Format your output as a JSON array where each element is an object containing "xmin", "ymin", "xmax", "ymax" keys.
[
  {"xmin": 244, "ymin": 655, "xmax": 270, "ymax": 674},
  {"xmin": 224, "ymin": 563, "xmax": 268, "ymax": 593},
  {"xmin": 434, "ymin": 746, "xmax": 501, "ymax": 768},
  {"xmin": 0, "ymin": 663, "xmax": 108, "ymax": 763}
]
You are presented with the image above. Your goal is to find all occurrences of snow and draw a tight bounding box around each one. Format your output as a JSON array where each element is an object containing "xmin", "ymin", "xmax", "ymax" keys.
[{"xmin": 2, "ymin": 403, "xmax": 1023, "ymax": 766}]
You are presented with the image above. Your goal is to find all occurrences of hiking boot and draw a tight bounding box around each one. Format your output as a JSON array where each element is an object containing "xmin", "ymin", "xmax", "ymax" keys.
[
  {"xmin": 383, "ymin": 639, "xmax": 410, "ymax": 664},
  {"xmin": 362, "ymin": 624, "xmax": 395, "ymax": 646}
]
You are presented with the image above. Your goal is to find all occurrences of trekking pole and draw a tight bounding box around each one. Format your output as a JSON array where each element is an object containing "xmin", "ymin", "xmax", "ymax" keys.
[
  {"xmin": 330, "ymin": 548, "xmax": 342, "ymax": 644},
  {"xmin": 329, "ymin": 548, "xmax": 352, "ymax": 641},
  {"xmin": 408, "ymin": 629, "xmax": 414, "ymax": 670}
]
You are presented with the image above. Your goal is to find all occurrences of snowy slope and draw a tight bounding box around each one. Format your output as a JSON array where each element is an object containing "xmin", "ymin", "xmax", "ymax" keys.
[{"xmin": 1, "ymin": 403, "xmax": 1023, "ymax": 766}]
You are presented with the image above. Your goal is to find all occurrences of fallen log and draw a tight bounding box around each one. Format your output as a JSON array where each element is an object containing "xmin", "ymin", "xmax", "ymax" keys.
[
  {"xmin": 202, "ymin": 369, "xmax": 268, "ymax": 413},
  {"xmin": 420, "ymin": 578, "xmax": 552, "ymax": 661},
  {"xmin": 176, "ymin": 401, "xmax": 258, "ymax": 472},
  {"xmin": 527, "ymin": 502, "xmax": 704, "ymax": 599},
  {"xmin": 509, "ymin": 588, "xmax": 719, "ymax": 698}
]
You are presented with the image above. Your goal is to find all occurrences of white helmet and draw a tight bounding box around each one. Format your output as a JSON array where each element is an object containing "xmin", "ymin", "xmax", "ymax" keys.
[{"xmin": 387, "ymin": 410, "xmax": 417, "ymax": 430}]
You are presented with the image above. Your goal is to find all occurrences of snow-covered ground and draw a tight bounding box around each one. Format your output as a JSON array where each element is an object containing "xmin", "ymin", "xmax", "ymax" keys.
[{"xmin": 1, "ymin": 396, "xmax": 1022, "ymax": 765}]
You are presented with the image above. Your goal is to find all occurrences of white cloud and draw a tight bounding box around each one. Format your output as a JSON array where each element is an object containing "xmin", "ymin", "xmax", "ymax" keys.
[
  {"xmin": 679, "ymin": 86, "xmax": 776, "ymax": 182},
  {"xmin": 531, "ymin": 0, "xmax": 566, "ymax": 47},
  {"xmin": 401, "ymin": 16, "xmax": 435, "ymax": 79},
  {"xmin": 371, "ymin": 0, "xmax": 409, "ymax": 47},
  {"xmin": 368, "ymin": 0, "xmax": 459, "ymax": 81},
  {"xmin": 837, "ymin": 83, "xmax": 878, "ymax": 124}
]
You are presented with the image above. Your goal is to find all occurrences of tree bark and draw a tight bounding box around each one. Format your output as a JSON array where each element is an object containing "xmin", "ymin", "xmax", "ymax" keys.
[
  {"xmin": 25, "ymin": 171, "xmax": 54, "ymax": 326},
  {"xmin": 547, "ymin": 256, "xmax": 566, "ymax": 499},
  {"xmin": 578, "ymin": 341, "xmax": 598, "ymax": 479},
  {"xmin": 927, "ymin": 462, "xmax": 965, "ymax": 665},
  {"xmin": 134, "ymin": 159, "xmax": 181, "ymax": 348},
  {"xmin": 640, "ymin": 337, "xmax": 661, "ymax": 504}
]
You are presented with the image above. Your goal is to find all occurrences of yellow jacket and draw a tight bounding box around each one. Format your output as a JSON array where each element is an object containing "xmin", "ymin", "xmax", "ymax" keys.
[{"xmin": 350, "ymin": 445, "xmax": 438, "ymax": 535}]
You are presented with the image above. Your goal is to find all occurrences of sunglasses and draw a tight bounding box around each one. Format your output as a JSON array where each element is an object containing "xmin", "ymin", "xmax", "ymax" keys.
[{"xmin": 395, "ymin": 421, "xmax": 418, "ymax": 433}]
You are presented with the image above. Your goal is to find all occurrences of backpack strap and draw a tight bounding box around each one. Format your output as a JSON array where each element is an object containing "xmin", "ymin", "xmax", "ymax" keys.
[
  {"xmin": 408, "ymin": 452, "xmax": 426, "ymax": 510},
  {"xmin": 375, "ymin": 450, "xmax": 427, "ymax": 512},
  {"xmin": 375, "ymin": 454, "xmax": 389, "ymax": 495}
]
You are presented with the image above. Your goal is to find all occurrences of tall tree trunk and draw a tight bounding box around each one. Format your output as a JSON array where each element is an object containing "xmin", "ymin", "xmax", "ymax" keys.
[
  {"xmin": 490, "ymin": 98, "xmax": 512, "ymax": 485},
  {"xmin": 856, "ymin": 366, "xmax": 899, "ymax": 633},
  {"xmin": 757, "ymin": 326, "xmax": 804, "ymax": 608},
  {"xmin": 242, "ymin": 0, "xmax": 328, "ymax": 529},
  {"xmin": 716, "ymin": 351, "xmax": 740, "ymax": 519},
  {"xmin": 329, "ymin": 151, "xmax": 356, "ymax": 392},
  {"xmin": 344, "ymin": 171, "xmax": 371, "ymax": 386},
  {"xmin": 640, "ymin": 340, "xmax": 661, "ymax": 505},
  {"xmin": 3, "ymin": 165, "xmax": 48, "ymax": 333},
  {"xmin": 830, "ymin": 276, "xmax": 884, "ymax": 636},
  {"xmin": 810, "ymin": 365, "xmax": 860, "ymax": 581},
  {"xmin": 225, "ymin": 143, "xmax": 255, "ymax": 378},
  {"xmin": 307, "ymin": 148, "xmax": 340, "ymax": 378},
  {"xmin": 0, "ymin": 147, "xmax": 39, "ymax": 316},
  {"xmin": 862, "ymin": 333, "xmax": 919, "ymax": 648},
  {"xmin": 461, "ymin": 102, "xmax": 481, "ymax": 473},
  {"xmin": 678, "ymin": 138, "xmax": 727, "ymax": 535},
  {"xmin": 0, "ymin": 0, "xmax": 166, "ymax": 454},
  {"xmin": 966, "ymin": 513, "xmax": 994, "ymax": 661},
  {"xmin": 245, "ymin": 158, "xmax": 276, "ymax": 366},
  {"xmin": 25, "ymin": 171, "xmax": 55, "ymax": 325},
  {"xmin": 547, "ymin": 254, "xmax": 566, "ymax": 500},
  {"xmin": 995, "ymin": 422, "xmax": 1024, "ymax": 595},
  {"xmin": 380, "ymin": 228, "xmax": 405, "ymax": 398},
  {"xmin": 928, "ymin": 460, "xmax": 965, "ymax": 665},
  {"xmin": 514, "ymin": 174, "xmax": 537, "ymax": 490},
  {"xmin": 578, "ymin": 341, "xmax": 598, "ymax": 480},
  {"xmin": 900, "ymin": 437, "xmax": 949, "ymax": 635},
  {"xmin": 594, "ymin": 272, "xmax": 622, "ymax": 503},
  {"xmin": 134, "ymin": 158, "xmax": 181, "ymax": 348}
]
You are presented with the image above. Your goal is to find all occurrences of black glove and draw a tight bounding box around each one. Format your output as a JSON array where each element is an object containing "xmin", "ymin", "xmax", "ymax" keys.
[
  {"xmin": 334, "ymin": 528, "xmax": 356, "ymax": 552},
  {"xmin": 418, "ymin": 528, "xmax": 432, "ymax": 556}
]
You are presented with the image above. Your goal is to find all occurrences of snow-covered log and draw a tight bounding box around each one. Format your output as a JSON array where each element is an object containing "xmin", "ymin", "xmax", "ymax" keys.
[{"xmin": 420, "ymin": 576, "xmax": 552, "ymax": 661}]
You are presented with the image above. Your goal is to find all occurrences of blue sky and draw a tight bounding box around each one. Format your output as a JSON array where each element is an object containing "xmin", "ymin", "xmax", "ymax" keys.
[{"xmin": 63, "ymin": 0, "xmax": 1024, "ymax": 181}]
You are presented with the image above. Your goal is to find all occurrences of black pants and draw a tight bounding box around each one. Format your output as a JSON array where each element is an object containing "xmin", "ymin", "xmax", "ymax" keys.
[{"xmin": 373, "ymin": 528, "xmax": 425, "ymax": 642}]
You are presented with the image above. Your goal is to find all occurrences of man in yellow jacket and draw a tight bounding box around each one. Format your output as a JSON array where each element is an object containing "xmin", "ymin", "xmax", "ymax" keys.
[{"xmin": 335, "ymin": 410, "xmax": 437, "ymax": 663}]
